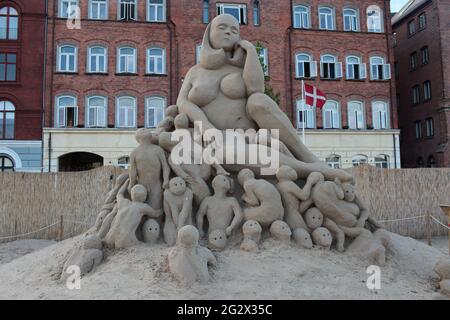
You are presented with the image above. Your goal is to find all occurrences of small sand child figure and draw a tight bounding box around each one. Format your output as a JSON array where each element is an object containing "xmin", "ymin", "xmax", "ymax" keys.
[{"xmin": 240, "ymin": 220, "xmax": 262, "ymax": 252}]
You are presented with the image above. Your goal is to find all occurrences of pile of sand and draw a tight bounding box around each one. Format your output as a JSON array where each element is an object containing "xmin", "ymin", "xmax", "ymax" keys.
[{"xmin": 0, "ymin": 232, "xmax": 447, "ymax": 300}]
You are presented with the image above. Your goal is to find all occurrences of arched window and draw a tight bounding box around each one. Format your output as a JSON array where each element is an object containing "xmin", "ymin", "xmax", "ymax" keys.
[
  {"xmin": 367, "ymin": 5, "xmax": 383, "ymax": 33},
  {"xmin": 0, "ymin": 6, "xmax": 18, "ymax": 40},
  {"xmin": 147, "ymin": 47, "xmax": 166, "ymax": 74},
  {"xmin": 146, "ymin": 96, "xmax": 166, "ymax": 128},
  {"xmin": 323, "ymin": 100, "xmax": 340, "ymax": 129},
  {"xmin": 0, "ymin": 100, "xmax": 15, "ymax": 139},
  {"xmin": 203, "ymin": 0, "xmax": 209, "ymax": 24},
  {"xmin": 320, "ymin": 54, "xmax": 341, "ymax": 79},
  {"xmin": 295, "ymin": 53, "xmax": 317, "ymax": 78},
  {"xmin": 87, "ymin": 46, "xmax": 107, "ymax": 73},
  {"xmin": 0, "ymin": 154, "xmax": 14, "ymax": 171},
  {"xmin": 372, "ymin": 101, "xmax": 389, "ymax": 129},
  {"xmin": 56, "ymin": 95, "xmax": 78, "ymax": 128},
  {"xmin": 116, "ymin": 96, "xmax": 136, "ymax": 127},
  {"xmin": 370, "ymin": 56, "xmax": 390, "ymax": 80},
  {"xmin": 427, "ymin": 155, "xmax": 436, "ymax": 168},
  {"xmin": 117, "ymin": 46, "xmax": 136, "ymax": 73},
  {"xmin": 326, "ymin": 155, "xmax": 341, "ymax": 169},
  {"xmin": 343, "ymin": 8, "xmax": 359, "ymax": 31},
  {"xmin": 352, "ymin": 154, "xmax": 368, "ymax": 166},
  {"xmin": 348, "ymin": 101, "xmax": 365, "ymax": 129},
  {"xmin": 86, "ymin": 96, "xmax": 107, "ymax": 127},
  {"xmin": 296, "ymin": 99, "xmax": 315, "ymax": 129},
  {"xmin": 293, "ymin": 5, "xmax": 310, "ymax": 29},
  {"xmin": 147, "ymin": 0, "xmax": 166, "ymax": 22},
  {"xmin": 58, "ymin": 45, "xmax": 77, "ymax": 72},
  {"xmin": 319, "ymin": 6, "xmax": 335, "ymax": 30},
  {"xmin": 346, "ymin": 55, "xmax": 366, "ymax": 80},
  {"xmin": 374, "ymin": 155, "xmax": 389, "ymax": 168},
  {"xmin": 118, "ymin": 156, "xmax": 130, "ymax": 169}
]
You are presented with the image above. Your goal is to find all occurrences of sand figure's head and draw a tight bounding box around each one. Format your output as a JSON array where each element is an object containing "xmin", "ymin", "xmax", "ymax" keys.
[
  {"xmin": 174, "ymin": 113, "xmax": 189, "ymax": 129},
  {"xmin": 269, "ymin": 220, "xmax": 292, "ymax": 242},
  {"xmin": 169, "ymin": 177, "xmax": 187, "ymax": 196},
  {"xmin": 212, "ymin": 175, "xmax": 232, "ymax": 194},
  {"xmin": 135, "ymin": 128, "xmax": 154, "ymax": 144},
  {"xmin": 305, "ymin": 207, "xmax": 323, "ymax": 230},
  {"xmin": 208, "ymin": 229, "xmax": 227, "ymax": 250},
  {"xmin": 237, "ymin": 168, "xmax": 255, "ymax": 186},
  {"xmin": 166, "ymin": 105, "xmax": 179, "ymax": 118},
  {"xmin": 276, "ymin": 165, "xmax": 298, "ymax": 182},
  {"xmin": 142, "ymin": 219, "xmax": 160, "ymax": 244},
  {"xmin": 242, "ymin": 220, "xmax": 262, "ymax": 237},
  {"xmin": 311, "ymin": 227, "xmax": 332, "ymax": 248},
  {"xmin": 293, "ymin": 228, "xmax": 313, "ymax": 249},
  {"xmin": 131, "ymin": 184, "xmax": 148, "ymax": 203},
  {"xmin": 342, "ymin": 182, "xmax": 356, "ymax": 202},
  {"xmin": 177, "ymin": 225, "xmax": 199, "ymax": 248},
  {"xmin": 82, "ymin": 234, "xmax": 102, "ymax": 250}
]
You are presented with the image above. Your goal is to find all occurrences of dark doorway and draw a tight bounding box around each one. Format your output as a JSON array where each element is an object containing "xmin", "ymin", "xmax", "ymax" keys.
[{"xmin": 58, "ymin": 152, "xmax": 103, "ymax": 172}]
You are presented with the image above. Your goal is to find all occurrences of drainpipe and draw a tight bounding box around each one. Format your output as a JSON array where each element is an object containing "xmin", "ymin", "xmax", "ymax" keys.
[
  {"xmin": 384, "ymin": 0, "xmax": 396, "ymax": 130},
  {"xmin": 167, "ymin": 0, "xmax": 178, "ymax": 104},
  {"xmin": 41, "ymin": 0, "xmax": 49, "ymax": 172},
  {"xmin": 287, "ymin": 0, "xmax": 294, "ymax": 122},
  {"xmin": 393, "ymin": 133, "xmax": 397, "ymax": 168},
  {"xmin": 48, "ymin": 132, "xmax": 52, "ymax": 172}
]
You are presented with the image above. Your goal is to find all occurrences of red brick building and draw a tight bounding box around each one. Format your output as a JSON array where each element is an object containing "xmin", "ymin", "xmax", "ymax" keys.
[
  {"xmin": 43, "ymin": 0, "xmax": 400, "ymax": 171},
  {"xmin": 0, "ymin": 0, "xmax": 46, "ymax": 172},
  {"xmin": 393, "ymin": 0, "xmax": 450, "ymax": 168}
]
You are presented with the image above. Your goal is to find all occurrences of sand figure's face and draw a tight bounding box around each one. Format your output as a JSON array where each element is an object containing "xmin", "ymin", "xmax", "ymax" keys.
[
  {"xmin": 212, "ymin": 175, "xmax": 231, "ymax": 193},
  {"xmin": 342, "ymin": 182, "xmax": 356, "ymax": 202},
  {"xmin": 174, "ymin": 113, "xmax": 189, "ymax": 129},
  {"xmin": 293, "ymin": 228, "xmax": 313, "ymax": 249},
  {"xmin": 276, "ymin": 165, "xmax": 298, "ymax": 182},
  {"xmin": 142, "ymin": 219, "xmax": 160, "ymax": 243},
  {"xmin": 269, "ymin": 220, "xmax": 292, "ymax": 241},
  {"xmin": 242, "ymin": 220, "xmax": 262, "ymax": 237},
  {"xmin": 169, "ymin": 177, "xmax": 186, "ymax": 196},
  {"xmin": 210, "ymin": 14, "xmax": 240, "ymax": 52},
  {"xmin": 131, "ymin": 184, "xmax": 148, "ymax": 203},
  {"xmin": 208, "ymin": 229, "xmax": 227, "ymax": 250},
  {"xmin": 312, "ymin": 227, "xmax": 332, "ymax": 248},
  {"xmin": 305, "ymin": 208, "xmax": 324, "ymax": 230},
  {"xmin": 237, "ymin": 169, "xmax": 255, "ymax": 186},
  {"xmin": 177, "ymin": 225, "xmax": 199, "ymax": 247},
  {"xmin": 82, "ymin": 235, "xmax": 102, "ymax": 250}
]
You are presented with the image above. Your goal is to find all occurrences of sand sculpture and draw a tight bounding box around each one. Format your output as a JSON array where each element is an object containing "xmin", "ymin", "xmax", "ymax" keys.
[
  {"xmin": 63, "ymin": 14, "xmax": 390, "ymax": 287},
  {"xmin": 434, "ymin": 258, "xmax": 450, "ymax": 297}
]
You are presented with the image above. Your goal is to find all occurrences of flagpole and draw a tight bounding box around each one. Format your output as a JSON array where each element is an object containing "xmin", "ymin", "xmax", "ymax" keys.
[{"xmin": 301, "ymin": 80, "xmax": 306, "ymax": 145}]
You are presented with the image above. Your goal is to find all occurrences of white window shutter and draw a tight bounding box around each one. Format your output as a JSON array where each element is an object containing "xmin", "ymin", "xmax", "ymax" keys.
[
  {"xmin": 320, "ymin": 62, "xmax": 324, "ymax": 78},
  {"xmin": 370, "ymin": 64, "xmax": 377, "ymax": 80},
  {"xmin": 336, "ymin": 62, "xmax": 343, "ymax": 78},
  {"xmin": 346, "ymin": 64, "xmax": 352, "ymax": 79},
  {"xmin": 383, "ymin": 64, "xmax": 391, "ymax": 80},
  {"xmin": 360, "ymin": 63, "xmax": 367, "ymax": 79},
  {"xmin": 99, "ymin": 107, "xmax": 106, "ymax": 127},
  {"xmin": 58, "ymin": 107, "xmax": 65, "ymax": 127},
  {"xmin": 74, "ymin": 106, "xmax": 79, "ymax": 126},
  {"xmin": 310, "ymin": 61, "xmax": 318, "ymax": 77}
]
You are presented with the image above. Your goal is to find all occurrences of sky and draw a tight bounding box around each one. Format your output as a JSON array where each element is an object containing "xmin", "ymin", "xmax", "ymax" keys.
[{"xmin": 391, "ymin": 0, "xmax": 411, "ymax": 13}]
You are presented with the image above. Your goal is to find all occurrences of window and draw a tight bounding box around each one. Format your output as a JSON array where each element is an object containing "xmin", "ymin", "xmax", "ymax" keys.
[
  {"xmin": 217, "ymin": 4, "xmax": 247, "ymax": 25},
  {"xmin": 319, "ymin": 7, "xmax": 335, "ymax": 30},
  {"xmin": 253, "ymin": 0, "xmax": 260, "ymax": 26},
  {"xmin": 421, "ymin": 46, "xmax": 429, "ymax": 65},
  {"xmin": 87, "ymin": 46, "xmax": 107, "ymax": 73},
  {"xmin": 293, "ymin": 5, "xmax": 310, "ymax": 29},
  {"xmin": 0, "ymin": 53, "xmax": 16, "ymax": 81},
  {"xmin": 118, "ymin": 0, "xmax": 137, "ymax": 21},
  {"xmin": 0, "ymin": 155, "xmax": 14, "ymax": 171},
  {"xmin": 348, "ymin": 101, "xmax": 365, "ymax": 129},
  {"xmin": 346, "ymin": 56, "xmax": 366, "ymax": 80},
  {"xmin": 58, "ymin": 45, "xmax": 77, "ymax": 72},
  {"xmin": 56, "ymin": 95, "xmax": 78, "ymax": 128},
  {"xmin": 343, "ymin": 8, "xmax": 359, "ymax": 32},
  {"xmin": 196, "ymin": 44, "xmax": 202, "ymax": 64},
  {"xmin": 0, "ymin": 100, "xmax": 14, "ymax": 139},
  {"xmin": 326, "ymin": 155, "xmax": 341, "ymax": 169},
  {"xmin": 0, "ymin": 6, "xmax": 18, "ymax": 40},
  {"xmin": 116, "ymin": 96, "xmax": 136, "ymax": 127},
  {"xmin": 425, "ymin": 118, "xmax": 434, "ymax": 137},
  {"xmin": 146, "ymin": 96, "xmax": 166, "ymax": 127},
  {"xmin": 118, "ymin": 156, "xmax": 130, "ymax": 169},
  {"xmin": 296, "ymin": 99, "xmax": 315, "ymax": 129},
  {"xmin": 147, "ymin": 0, "xmax": 166, "ymax": 22},
  {"xmin": 417, "ymin": 157, "xmax": 424, "ymax": 167},
  {"xmin": 147, "ymin": 47, "xmax": 166, "ymax": 74},
  {"xmin": 367, "ymin": 5, "xmax": 383, "ymax": 33},
  {"xmin": 322, "ymin": 100, "xmax": 340, "ymax": 129},
  {"xmin": 89, "ymin": 0, "xmax": 108, "ymax": 19},
  {"xmin": 203, "ymin": 0, "xmax": 209, "ymax": 24},
  {"xmin": 295, "ymin": 53, "xmax": 317, "ymax": 78},
  {"xmin": 352, "ymin": 154, "xmax": 368, "ymax": 166},
  {"xmin": 258, "ymin": 47, "xmax": 268, "ymax": 76},
  {"xmin": 423, "ymin": 81, "xmax": 432, "ymax": 101},
  {"xmin": 427, "ymin": 155, "xmax": 436, "ymax": 168},
  {"xmin": 370, "ymin": 56, "xmax": 390, "ymax": 80},
  {"xmin": 408, "ymin": 20, "xmax": 416, "ymax": 35},
  {"xmin": 372, "ymin": 101, "xmax": 389, "ymax": 129},
  {"xmin": 415, "ymin": 120, "xmax": 422, "ymax": 139},
  {"xmin": 86, "ymin": 96, "xmax": 107, "ymax": 127},
  {"xmin": 59, "ymin": 0, "xmax": 79, "ymax": 18},
  {"xmin": 410, "ymin": 52, "xmax": 418, "ymax": 70},
  {"xmin": 117, "ymin": 47, "xmax": 136, "ymax": 73},
  {"xmin": 320, "ymin": 55, "xmax": 342, "ymax": 79},
  {"xmin": 374, "ymin": 155, "xmax": 389, "ymax": 169},
  {"xmin": 419, "ymin": 13, "xmax": 426, "ymax": 30},
  {"xmin": 412, "ymin": 85, "xmax": 420, "ymax": 105}
]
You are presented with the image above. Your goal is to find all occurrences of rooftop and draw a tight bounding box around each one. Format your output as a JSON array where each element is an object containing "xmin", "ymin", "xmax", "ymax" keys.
[{"xmin": 392, "ymin": 0, "xmax": 431, "ymax": 25}]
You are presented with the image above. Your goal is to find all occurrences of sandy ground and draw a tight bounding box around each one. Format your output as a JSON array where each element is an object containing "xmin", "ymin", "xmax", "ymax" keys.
[
  {"xmin": 0, "ymin": 233, "xmax": 448, "ymax": 300},
  {"xmin": 419, "ymin": 237, "xmax": 449, "ymax": 256}
]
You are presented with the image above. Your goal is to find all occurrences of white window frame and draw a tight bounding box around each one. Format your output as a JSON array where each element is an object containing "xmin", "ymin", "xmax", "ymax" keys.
[
  {"xmin": 425, "ymin": 118, "xmax": 434, "ymax": 137},
  {"xmin": 59, "ymin": 0, "xmax": 79, "ymax": 18},
  {"xmin": 318, "ymin": 6, "xmax": 335, "ymax": 30},
  {"xmin": 118, "ymin": 0, "xmax": 137, "ymax": 21},
  {"xmin": 87, "ymin": 46, "xmax": 107, "ymax": 73},
  {"xmin": 320, "ymin": 54, "xmax": 342, "ymax": 79},
  {"xmin": 346, "ymin": 55, "xmax": 366, "ymax": 80},
  {"xmin": 372, "ymin": 101, "xmax": 389, "ymax": 129},
  {"xmin": 146, "ymin": 47, "xmax": 166, "ymax": 74},
  {"xmin": 370, "ymin": 56, "xmax": 390, "ymax": 80},
  {"xmin": 145, "ymin": 96, "xmax": 166, "ymax": 128},
  {"xmin": 295, "ymin": 53, "xmax": 317, "ymax": 78},
  {"xmin": 258, "ymin": 46, "xmax": 269, "ymax": 76},
  {"xmin": 343, "ymin": 8, "xmax": 359, "ymax": 32},
  {"xmin": 423, "ymin": 81, "xmax": 432, "ymax": 101},
  {"xmin": 117, "ymin": 46, "xmax": 137, "ymax": 73},
  {"xmin": 86, "ymin": 96, "xmax": 107, "ymax": 128},
  {"xmin": 296, "ymin": 99, "xmax": 315, "ymax": 129},
  {"xmin": 196, "ymin": 44, "xmax": 202, "ymax": 64},
  {"xmin": 118, "ymin": 156, "xmax": 130, "ymax": 169},
  {"xmin": 89, "ymin": 0, "xmax": 108, "ymax": 19},
  {"xmin": 326, "ymin": 155, "xmax": 341, "ymax": 169},
  {"xmin": 57, "ymin": 44, "xmax": 77, "ymax": 72},
  {"xmin": 217, "ymin": 3, "xmax": 247, "ymax": 25},
  {"xmin": 293, "ymin": 5, "xmax": 310, "ymax": 29},
  {"xmin": 367, "ymin": 5, "xmax": 383, "ymax": 33},
  {"xmin": 408, "ymin": 20, "xmax": 416, "ymax": 35},
  {"xmin": 147, "ymin": 0, "xmax": 166, "ymax": 22},
  {"xmin": 115, "ymin": 96, "xmax": 137, "ymax": 128},
  {"xmin": 412, "ymin": 85, "xmax": 420, "ymax": 105},
  {"xmin": 352, "ymin": 154, "xmax": 368, "ymax": 166},
  {"xmin": 374, "ymin": 155, "xmax": 389, "ymax": 168},
  {"xmin": 55, "ymin": 95, "xmax": 78, "ymax": 128},
  {"xmin": 347, "ymin": 101, "xmax": 365, "ymax": 129},
  {"xmin": 322, "ymin": 100, "xmax": 340, "ymax": 129}
]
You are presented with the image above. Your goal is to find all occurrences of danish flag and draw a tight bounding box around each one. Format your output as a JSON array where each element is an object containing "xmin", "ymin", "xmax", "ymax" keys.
[{"xmin": 303, "ymin": 83, "xmax": 327, "ymax": 109}]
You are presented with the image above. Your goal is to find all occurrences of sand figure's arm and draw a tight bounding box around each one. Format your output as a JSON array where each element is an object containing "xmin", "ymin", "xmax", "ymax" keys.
[
  {"xmin": 332, "ymin": 179, "xmax": 345, "ymax": 200},
  {"xmin": 141, "ymin": 203, "xmax": 163, "ymax": 218},
  {"xmin": 239, "ymin": 40, "xmax": 265, "ymax": 96},
  {"xmin": 177, "ymin": 189, "xmax": 193, "ymax": 229},
  {"xmin": 168, "ymin": 156, "xmax": 194, "ymax": 184},
  {"xmin": 354, "ymin": 195, "xmax": 371, "ymax": 228},
  {"xmin": 157, "ymin": 148, "xmax": 171, "ymax": 189},
  {"xmin": 226, "ymin": 198, "xmax": 244, "ymax": 236},
  {"xmin": 299, "ymin": 198, "xmax": 314, "ymax": 214},
  {"xmin": 117, "ymin": 179, "xmax": 130, "ymax": 203},
  {"xmin": 242, "ymin": 182, "xmax": 259, "ymax": 207},
  {"xmin": 196, "ymin": 198, "xmax": 209, "ymax": 238},
  {"xmin": 213, "ymin": 163, "xmax": 230, "ymax": 176},
  {"xmin": 128, "ymin": 152, "xmax": 138, "ymax": 193}
]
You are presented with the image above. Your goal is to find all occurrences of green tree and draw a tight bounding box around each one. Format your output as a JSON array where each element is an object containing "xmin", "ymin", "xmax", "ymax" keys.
[{"xmin": 255, "ymin": 41, "xmax": 281, "ymax": 105}]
